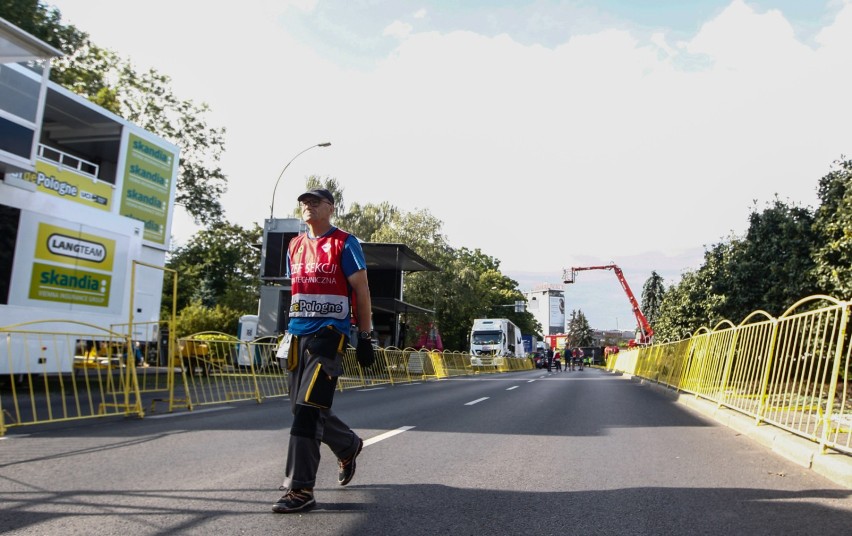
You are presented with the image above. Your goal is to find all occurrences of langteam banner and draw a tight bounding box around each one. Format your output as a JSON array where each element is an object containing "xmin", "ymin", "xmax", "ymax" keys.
[
  {"xmin": 28, "ymin": 222, "xmax": 116, "ymax": 307},
  {"xmin": 119, "ymin": 133, "xmax": 175, "ymax": 244}
]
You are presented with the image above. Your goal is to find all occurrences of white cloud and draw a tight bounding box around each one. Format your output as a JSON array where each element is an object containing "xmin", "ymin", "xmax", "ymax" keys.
[{"xmin": 383, "ymin": 20, "xmax": 414, "ymax": 40}]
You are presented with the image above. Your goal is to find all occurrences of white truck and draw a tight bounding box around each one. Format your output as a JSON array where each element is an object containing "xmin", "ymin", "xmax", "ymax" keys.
[{"xmin": 469, "ymin": 318, "xmax": 524, "ymax": 365}]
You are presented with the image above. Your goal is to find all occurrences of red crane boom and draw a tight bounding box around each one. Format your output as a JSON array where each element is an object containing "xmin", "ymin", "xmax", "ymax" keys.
[{"xmin": 562, "ymin": 264, "xmax": 654, "ymax": 345}]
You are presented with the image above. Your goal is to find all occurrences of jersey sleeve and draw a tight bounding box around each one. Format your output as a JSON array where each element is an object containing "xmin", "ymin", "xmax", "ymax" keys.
[{"xmin": 341, "ymin": 235, "xmax": 367, "ymax": 277}]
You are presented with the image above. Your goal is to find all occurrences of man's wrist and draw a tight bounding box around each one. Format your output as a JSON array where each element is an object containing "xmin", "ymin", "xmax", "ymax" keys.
[{"xmin": 358, "ymin": 330, "xmax": 371, "ymax": 340}]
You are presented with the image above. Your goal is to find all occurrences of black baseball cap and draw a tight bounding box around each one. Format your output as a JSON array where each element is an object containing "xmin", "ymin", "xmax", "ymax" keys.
[{"xmin": 297, "ymin": 188, "xmax": 334, "ymax": 204}]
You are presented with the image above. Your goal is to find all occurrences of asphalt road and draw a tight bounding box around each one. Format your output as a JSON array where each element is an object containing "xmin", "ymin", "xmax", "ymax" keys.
[{"xmin": 1, "ymin": 368, "xmax": 850, "ymax": 535}]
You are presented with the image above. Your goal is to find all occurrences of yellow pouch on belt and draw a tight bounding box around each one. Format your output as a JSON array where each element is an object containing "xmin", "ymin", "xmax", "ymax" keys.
[{"xmin": 286, "ymin": 334, "xmax": 298, "ymax": 371}]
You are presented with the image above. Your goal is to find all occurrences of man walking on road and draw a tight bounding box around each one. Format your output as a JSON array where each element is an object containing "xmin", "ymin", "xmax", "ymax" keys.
[{"xmin": 273, "ymin": 188, "xmax": 376, "ymax": 514}]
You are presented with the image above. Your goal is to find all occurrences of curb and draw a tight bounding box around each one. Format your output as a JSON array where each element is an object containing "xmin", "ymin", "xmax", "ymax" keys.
[{"xmin": 633, "ymin": 376, "xmax": 852, "ymax": 489}]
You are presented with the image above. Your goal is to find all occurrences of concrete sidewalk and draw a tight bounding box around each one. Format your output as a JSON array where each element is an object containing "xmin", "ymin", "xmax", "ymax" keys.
[{"xmin": 634, "ymin": 377, "xmax": 852, "ymax": 490}]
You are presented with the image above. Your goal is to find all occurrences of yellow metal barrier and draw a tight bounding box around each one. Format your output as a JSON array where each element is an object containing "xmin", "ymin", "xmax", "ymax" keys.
[
  {"xmin": 1, "ymin": 322, "xmax": 542, "ymax": 437},
  {"xmin": 172, "ymin": 332, "xmax": 288, "ymax": 410},
  {"xmin": 607, "ymin": 295, "xmax": 852, "ymax": 456},
  {"xmin": 0, "ymin": 320, "xmax": 143, "ymax": 436}
]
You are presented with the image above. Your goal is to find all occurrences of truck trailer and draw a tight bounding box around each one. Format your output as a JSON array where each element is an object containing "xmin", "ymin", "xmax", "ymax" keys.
[
  {"xmin": 469, "ymin": 318, "xmax": 524, "ymax": 361},
  {"xmin": 0, "ymin": 64, "xmax": 180, "ymax": 376}
]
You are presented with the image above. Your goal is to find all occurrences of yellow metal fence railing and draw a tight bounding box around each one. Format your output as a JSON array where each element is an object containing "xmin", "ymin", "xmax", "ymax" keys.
[
  {"xmin": 0, "ymin": 321, "xmax": 143, "ymax": 435},
  {"xmin": 606, "ymin": 295, "xmax": 852, "ymax": 456},
  {"xmin": 1, "ymin": 323, "xmax": 532, "ymax": 436}
]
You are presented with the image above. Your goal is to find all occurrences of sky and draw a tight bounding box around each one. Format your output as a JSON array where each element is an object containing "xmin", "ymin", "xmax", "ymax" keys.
[{"xmin": 46, "ymin": 0, "xmax": 852, "ymax": 332}]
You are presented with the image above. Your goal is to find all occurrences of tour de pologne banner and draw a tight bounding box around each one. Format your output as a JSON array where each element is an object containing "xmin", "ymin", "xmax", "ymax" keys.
[
  {"xmin": 10, "ymin": 159, "xmax": 114, "ymax": 211},
  {"xmin": 118, "ymin": 133, "xmax": 175, "ymax": 245}
]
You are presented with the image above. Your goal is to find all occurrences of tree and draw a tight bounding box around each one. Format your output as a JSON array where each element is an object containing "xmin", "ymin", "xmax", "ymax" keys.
[
  {"xmin": 713, "ymin": 198, "xmax": 818, "ymax": 321},
  {"xmin": 1, "ymin": 1, "xmax": 86, "ymax": 55},
  {"xmin": 812, "ymin": 157, "xmax": 852, "ymax": 299},
  {"xmin": 641, "ymin": 271, "xmax": 666, "ymax": 328},
  {"xmin": 371, "ymin": 208, "xmax": 485, "ymax": 351},
  {"xmin": 654, "ymin": 269, "xmax": 714, "ymax": 341},
  {"xmin": 164, "ymin": 222, "xmax": 262, "ymax": 315},
  {"xmin": 3, "ymin": 1, "xmax": 227, "ymax": 224},
  {"xmin": 328, "ymin": 192, "xmax": 542, "ymax": 351},
  {"xmin": 566, "ymin": 309, "xmax": 594, "ymax": 347}
]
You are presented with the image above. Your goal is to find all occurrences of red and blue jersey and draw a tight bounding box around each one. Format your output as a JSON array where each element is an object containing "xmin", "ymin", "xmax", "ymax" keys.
[{"xmin": 286, "ymin": 227, "xmax": 367, "ymax": 337}]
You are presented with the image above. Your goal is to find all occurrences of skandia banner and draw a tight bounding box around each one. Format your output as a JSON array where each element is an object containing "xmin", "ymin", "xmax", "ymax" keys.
[
  {"xmin": 26, "ymin": 223, "xmax": 117, "ymax": 308},
  {"xmin": 28, "ymin": 262, "xmax": 112, "ymax": 307},
  {"xmin": 119, "ymin": 133, "xmax": 175, "ymax": 245}
]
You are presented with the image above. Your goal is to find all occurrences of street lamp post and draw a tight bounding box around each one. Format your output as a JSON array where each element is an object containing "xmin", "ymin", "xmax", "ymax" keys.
[{"xmin": 269, "ymin": 142, "xmax": 331, "ymax": 219}]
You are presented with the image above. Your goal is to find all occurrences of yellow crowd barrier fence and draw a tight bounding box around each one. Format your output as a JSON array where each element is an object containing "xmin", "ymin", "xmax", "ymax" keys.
[
  {"xmin": 607, "ymin": 295, "xmax": 851, "ymax": 456},
  {"xmin": 1, "ymin": 324, "xmax": 533, "ymax": 436}
]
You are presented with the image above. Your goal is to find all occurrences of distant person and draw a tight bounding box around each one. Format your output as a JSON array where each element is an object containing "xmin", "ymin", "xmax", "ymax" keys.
[
  {"xmin": 134, "ymin": 341, "xmax": 147, "ymax": 368},
  {"xmin": 272, "ymin": 188, "xmax": 376, "ymax": 514},
  {"xmin": 545, "ymin": 347, "xmax": 553, "ymax": 372},
  {"xmin": 553, "ymin": 350, "xmax": 562, "ymax": 372}
]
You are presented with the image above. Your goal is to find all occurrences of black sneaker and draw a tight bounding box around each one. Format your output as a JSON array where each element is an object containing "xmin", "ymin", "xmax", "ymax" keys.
[
  {"xmin": 338, "ymin": 438, "xmax": 363, "ymax": 486},
  {"xmin": 272, "ymin": 488, "xmax": 315, "ymax": 513}
]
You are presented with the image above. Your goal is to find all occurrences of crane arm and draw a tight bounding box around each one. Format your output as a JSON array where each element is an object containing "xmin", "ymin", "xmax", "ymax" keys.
[
  {"xmin": 611, "ymin": 266, "xmax": 654, "ymax": 341},
  {"xmin": 563, "ymin": 264, "xmax": 654, "ymax": 343}
]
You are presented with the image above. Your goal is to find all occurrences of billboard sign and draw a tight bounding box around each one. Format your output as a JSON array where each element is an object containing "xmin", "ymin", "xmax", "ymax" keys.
[{"xmin": 119, "ymin": 133, "xmax": 175, "ymax": 245}]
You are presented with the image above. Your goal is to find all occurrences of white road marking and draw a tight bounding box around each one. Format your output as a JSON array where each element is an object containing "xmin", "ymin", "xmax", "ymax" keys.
[
  {"xmin": 147, "ymin": 406, "xmax": 233, "ymax": 419},
  {"xmin": 364, "ymin": 426, "xmax": 415, "ymax": 447},
  {"xmin": 506, "ymin": 386, "xmax": 519, "ymax": 390},
  {"xmin": 465, "ymin": 397, "xmax": 489, "ymax": 405}
]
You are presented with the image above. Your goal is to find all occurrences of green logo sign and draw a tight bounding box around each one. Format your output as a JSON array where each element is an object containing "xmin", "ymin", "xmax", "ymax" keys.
[
  {"xmin": 119, "ymin": 133, "xmax": 175, "ymax": 244},
  {"xmin": 28, "ymin": 262, "xmax": 111, "ymax": 307}
]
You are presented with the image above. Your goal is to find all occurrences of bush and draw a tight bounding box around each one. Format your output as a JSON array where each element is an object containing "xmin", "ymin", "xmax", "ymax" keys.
[{"xmin": 174, "ymin": 300, "xmax": 243, "ymax": 338}]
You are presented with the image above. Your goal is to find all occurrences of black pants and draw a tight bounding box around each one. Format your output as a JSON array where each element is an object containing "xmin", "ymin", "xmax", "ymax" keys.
[{"xmin": 282, "ymin": 330, "xmax": 361, "ymax": 490}]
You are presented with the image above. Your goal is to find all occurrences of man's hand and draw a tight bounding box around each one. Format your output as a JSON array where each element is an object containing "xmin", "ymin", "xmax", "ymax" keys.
[{"xmin": 356, "ymin": 337, "xmax": 375, "ymax": 368}]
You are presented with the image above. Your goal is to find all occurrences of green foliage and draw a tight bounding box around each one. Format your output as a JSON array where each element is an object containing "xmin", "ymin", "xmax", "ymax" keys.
[
  {"xmin": 340, "ymin": 201, "xmax": 398, "ymax": 242},
  {"xmin": 164, "ymin": 222, "xmax": 262, "ymax": 314},
  {"xmin": 566, "ymin": 310, "xmax": 594, "ymax": 347},
  {"xmin": 655, "ymin": 269, "xmax": 717, "ymax": 340},
  {"xmin": 370, "ymin": 209, "xmax": 485, "ymax": 350},
  {"xmin": 353, "ymin": 201, "xmax": 539, "ymax": 350},
  {"xmin": 174, "ymin": 300, "xmax": 242, "ymax": 338},
  {"xmin": 655, "ymin": 197, "xmax": 820, "ymax": 339},
  {"xmin": 0, "ymin": 1, "xmax": 86, "ymax": 55},
  {"xmin": 812, "ymin": 157, "xmax": 852, "ymax": 298},
  {"xmin": 641, "ymin": 271, "xmax": 665, "ymax": 327},
  {"xmin": 721, "ymin": 198, "xmax": 818, "ymax": 320}
]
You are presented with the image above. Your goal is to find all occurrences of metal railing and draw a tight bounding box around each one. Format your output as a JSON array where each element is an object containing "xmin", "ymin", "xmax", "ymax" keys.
[
  {"xmin": 0, "ymin": 325, "xmax": 533, "ymax": 436},
  {"xmin": 606, "ymin": 295, "xmax": 851, "ymax": 455},
  {"xmin": 0, "ymin": 320, "xmax": 143, "ymax": 435}
]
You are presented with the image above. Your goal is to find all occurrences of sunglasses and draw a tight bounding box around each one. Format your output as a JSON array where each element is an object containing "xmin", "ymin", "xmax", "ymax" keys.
[{"xmin": 299, "ymin": 198, "xmax": 331, "ymax": 208}]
